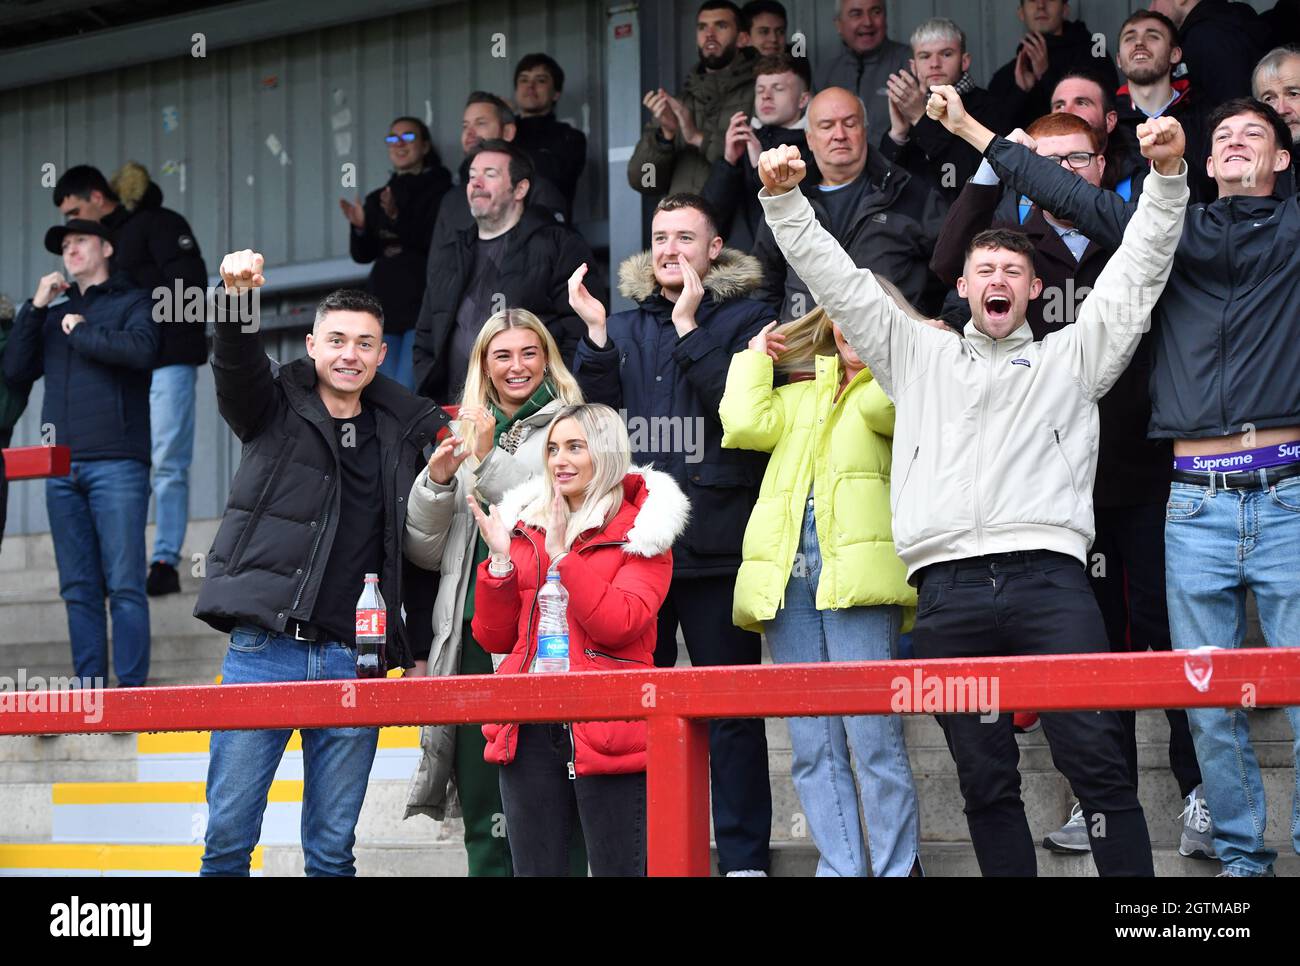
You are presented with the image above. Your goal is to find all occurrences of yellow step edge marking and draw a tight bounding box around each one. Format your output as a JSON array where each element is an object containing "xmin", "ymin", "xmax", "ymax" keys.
[
  {"xmin": 136, "ymin": 726, "xmax": 421, "ymax": 755},
  {"xmin": 54, "ymin": 781, "xmax": 304, "ymax": 805},
  {"xmin": 0, "ymin": 844, "xmax": 263, "ymax": 871}
]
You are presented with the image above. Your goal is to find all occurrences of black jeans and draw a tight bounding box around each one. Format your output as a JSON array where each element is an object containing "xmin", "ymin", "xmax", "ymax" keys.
[
  {"xmin": 912, "ymin": 551, "xmax": 1154, "ymax": 877},
  {"xmin": 655, "ymin": 573, "xmax": 772, "ymax": 873},
  {"xmin": 498, "ymin": 724, "xmax": 646, "ymax": 876},
  {"xmin": 1090, "ymin": 503, "xmax": 1202, "ymax": 799}
]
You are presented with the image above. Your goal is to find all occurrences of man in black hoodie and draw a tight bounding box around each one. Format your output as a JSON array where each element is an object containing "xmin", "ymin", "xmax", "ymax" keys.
[
  {"xmin": 879, "ymin": 17, "xmax": 1018, "ymax": 201},
  {"xmin": 1154, "ymin": 0, "xmax": 1270, "ymax": 110},
  {"xmin": 702, "ymin": 52, "xmax": 819, "ymax": 250},
  {"xmin": 988, "ymin": 0, "xmax": 1120, "ymax": 130},
  {"xmin": 341, "ymin": 116, "xmax": 452, "ymax": 391},
  {"xmin": 53, "ymin": 163, "xmax": 209, "ymax": 599},
  {"xmin": 511, "ymin": 53, "xmax": 588, "ymax": 212}
]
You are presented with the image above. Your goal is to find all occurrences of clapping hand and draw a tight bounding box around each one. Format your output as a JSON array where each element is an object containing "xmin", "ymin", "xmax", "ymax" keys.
[
  {"xmin": 545, "ymin": 492, "xmax": 570, "ymax": 559},
  {"xmin": 466, "ymin": 495, "xmax": 512, "ymax": 557}
]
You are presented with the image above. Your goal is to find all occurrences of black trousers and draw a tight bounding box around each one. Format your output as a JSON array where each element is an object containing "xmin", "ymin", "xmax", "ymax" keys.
[
  {"xmin": 1090, "ymin": 503, "xmax": 1202, "ymax": 799},
  {"xmin": 498, "ymin": 724, "xmax": 645, "ymax": 876},
  {"xmin": 655, "ymin": 573, "xmax": 772, "ymax": 874},
  {"xmin": 912, "ymin": 551, "xmax": 1154, "ymax": 877}
]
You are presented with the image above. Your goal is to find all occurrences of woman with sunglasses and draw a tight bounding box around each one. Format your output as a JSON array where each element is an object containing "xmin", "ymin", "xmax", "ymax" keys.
[{"xmin": 340, "ymin": 116, "xmax": 452, "ymax": 391}]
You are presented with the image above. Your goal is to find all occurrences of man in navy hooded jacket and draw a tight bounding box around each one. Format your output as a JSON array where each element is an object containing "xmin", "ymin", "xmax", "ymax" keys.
[
  {"xmin": 567, "ymin": 193, "xmax": 775, "ymax": 876},
  {"xmin": 3, "ymin": 219, "xmax": 159, "ymax": 686}
]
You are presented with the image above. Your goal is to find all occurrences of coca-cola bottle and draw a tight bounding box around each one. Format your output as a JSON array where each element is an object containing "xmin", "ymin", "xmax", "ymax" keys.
[{"xmin": 355, "ymin": 573, "xmax": 386, "ymax": 678}]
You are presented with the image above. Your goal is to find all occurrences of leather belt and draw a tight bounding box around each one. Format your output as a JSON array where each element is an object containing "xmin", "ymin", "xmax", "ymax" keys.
[
  {"xmin": 285, "ymin": 619, "xmax": 325, "ymax": 642},
  {"xmin": 1171, "ymin": 461, "xmax": 1300, "ymax": 491}
]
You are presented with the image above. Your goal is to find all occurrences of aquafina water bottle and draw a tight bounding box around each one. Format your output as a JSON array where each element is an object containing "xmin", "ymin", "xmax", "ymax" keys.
[{"xmin": 533, "ymin": 566, "xmax": 570, "ymax": 673}]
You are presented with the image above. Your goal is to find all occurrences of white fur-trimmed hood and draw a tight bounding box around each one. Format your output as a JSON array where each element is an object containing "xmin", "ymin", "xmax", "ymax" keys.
[{"xmin": 495, "ymin": 465, "xmax": 689, "ymax": 557}]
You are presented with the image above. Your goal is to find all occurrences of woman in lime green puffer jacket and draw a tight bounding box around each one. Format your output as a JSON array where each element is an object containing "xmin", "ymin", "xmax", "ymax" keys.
[{"xmin": 719, "ymin": 303, "xmax": 920, "ymax": 878}]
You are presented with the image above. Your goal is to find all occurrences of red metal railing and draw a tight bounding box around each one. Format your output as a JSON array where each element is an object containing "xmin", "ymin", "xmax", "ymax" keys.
[
  {"xmin": 1, "ymin": 445, "xmax": 70, "ymax": 480},
  {"xmin": 3, "ymin": 648, "xmax": 1299, "ymax": 875}
]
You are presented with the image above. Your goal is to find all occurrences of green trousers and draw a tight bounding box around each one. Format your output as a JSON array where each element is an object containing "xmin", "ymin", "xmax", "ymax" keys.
[{"xmin": 455, "ymin": 623, "xmax": 587, "ymax": 876}]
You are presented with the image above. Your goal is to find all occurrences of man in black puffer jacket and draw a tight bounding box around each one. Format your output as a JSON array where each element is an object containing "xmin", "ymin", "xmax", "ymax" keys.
[
  {"xmin": 3, "ymin": 220, "xmax": 159, "ymax": 687},
  {"xmin": 196, "ymin": 253, "xmax": 445, "ymax": 876},
  {"xmin": 54, "ymin": 162, "xmax": 210, "ymax": 598},
  {"xmin": 413, "ymin": 140, "xmax": 601, "ymax": 402}
]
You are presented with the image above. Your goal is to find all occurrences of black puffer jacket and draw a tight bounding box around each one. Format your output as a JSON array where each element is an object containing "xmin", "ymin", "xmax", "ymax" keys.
[
  {"xmin": 413, "ymin": 205, "xmax": 601, "ymax": 401},
  {"xmin": 751, "ymin": 149, "xmax": 949, "ymax": 317},
  {"xmin": 349, "ymin": 163, "xmax": 454, "ymax": 334},
  {"xmin": 102, "ymin": 165, "xmax": 209, "ymax": 368},
  {"xmin": 573, "ymin": 248, "xmax": 772, "ymax": 578},
  {"xmin": 194, "ymin": 294, "xmax": 444, "ymax": 669},
  {"xmin": 984, "ymin": 136, "xmax": 1300, "ymax": 440}
]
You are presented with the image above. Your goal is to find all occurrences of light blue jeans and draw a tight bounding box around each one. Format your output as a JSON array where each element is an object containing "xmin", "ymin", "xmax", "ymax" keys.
[
  {"xmin": 763, "ymin": 497, "xmax": 920, "ymax": 876},
  {"xmin": 149, "ymin": 364, "xmax": 196, "ymax": 566},
  {"xmin": 1165, "ymin": 476, "xmax": 1300, "ymax": 876},
  {"xmin": 201, "ymin": 627, "xmax": 379, "ymax": 876},
  {"xmin": 45, "ymin": 459, "xmax": 151, "ymax": 686}
]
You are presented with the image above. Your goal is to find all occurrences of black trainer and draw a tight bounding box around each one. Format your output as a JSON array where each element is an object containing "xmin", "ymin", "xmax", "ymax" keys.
[{"xmin": 146, "ymin": 560, "xmax": 181, "ymax": 596}]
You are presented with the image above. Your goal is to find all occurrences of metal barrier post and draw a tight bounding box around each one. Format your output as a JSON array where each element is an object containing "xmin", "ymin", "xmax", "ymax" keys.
[{"xmin": 647, "ymin": 714, "xmax": 711, "ymax": 876}]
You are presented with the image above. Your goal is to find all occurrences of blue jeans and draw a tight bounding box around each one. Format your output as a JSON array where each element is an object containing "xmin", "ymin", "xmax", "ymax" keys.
[
  {"xmin": 379, "ymin": 330, "xmax": 417, "ymax": 392},
  {"xmin": 201, "ymin": 628, "xmax": 379, "ymax": 876},
  {"xmin": 45, "ymin": 459, "xmax": 151, "ymax": 686},
  {"xmin": 149, "ymin": 364, "xmax": 196, "ymax": 566},
  {"xmin": 1166, "ymin": 476, "xmax": 1300, "ymax": 876},
  {"xmin": 763, "ymin": 498, "xmax": 920, "ymax": 876}
]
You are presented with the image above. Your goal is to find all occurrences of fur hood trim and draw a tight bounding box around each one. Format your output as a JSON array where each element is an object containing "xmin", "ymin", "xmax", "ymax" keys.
[
  {"xmin": 617, "ymin": 246, "xmax": 764, "ymax": 303},
  {"xmin": 111, "ymin": 161, "xmax": 155, "ymax": 211},
  {"xmin": 496, "ymin": 465, "xmax": 689, "ymax": 558}
]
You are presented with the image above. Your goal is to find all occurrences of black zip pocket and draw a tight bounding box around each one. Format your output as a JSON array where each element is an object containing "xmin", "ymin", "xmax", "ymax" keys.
[{"xmin": 584, "ymin": 647, "xmax": 650, "ymax": 667}]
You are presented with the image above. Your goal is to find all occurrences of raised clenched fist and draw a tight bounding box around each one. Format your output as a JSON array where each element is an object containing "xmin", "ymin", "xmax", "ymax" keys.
[
  {"xmin": 1136, "ymin": 116, "xmax": 1186, "ymax": 175},
  {"xmin": 758, "ymin": 144, "xmax": 807, "ymax": 195},
  {"xmin": 219, "ymin": 250, "xmax": 266, "ymax": 294},
  {"xmin": 925, "ymin": 85, "xmax": 969, "ymax": 133}
]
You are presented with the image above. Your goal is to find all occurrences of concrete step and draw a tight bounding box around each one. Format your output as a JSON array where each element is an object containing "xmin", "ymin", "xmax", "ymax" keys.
[
  {"xmin": 0, "ymin": 594, "xmax": 214, "ymax": 645},
  {"xmin": 0, "ymin": 733, "xmax": 138, "ymax": 784},
  {"xmin": 0, "ymin": 520, "xmax": 221, "ymax": 578},
  {"xmin": 257, "ymin": 840, "xmax": 1300, "ymax": 877},
  {"xmin": 0, "ymin": 842, "xmax": 262, "ymax": 876},
  {"xmin": 11, "ymin": 755, "xmax": 1292, "ymax": 853}
]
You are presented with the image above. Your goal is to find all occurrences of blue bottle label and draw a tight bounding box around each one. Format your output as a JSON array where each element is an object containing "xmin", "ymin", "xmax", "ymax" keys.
[{"xmin": 538, "ymin": 634, "xmax": 569, "ymax": 660}]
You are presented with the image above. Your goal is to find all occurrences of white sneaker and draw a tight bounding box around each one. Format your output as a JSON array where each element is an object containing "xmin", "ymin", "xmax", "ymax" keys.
[
  {"xmin": 1042, "ymin": 801, "xmax": 1090, "ymax": 853},
  {"xmin": 1179, "ymin": 786, "xmax": 1216, "ymax": 860},
  {"xmin": 725, "ymin": 869, "xmax": 768, "ymax": 877}
]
